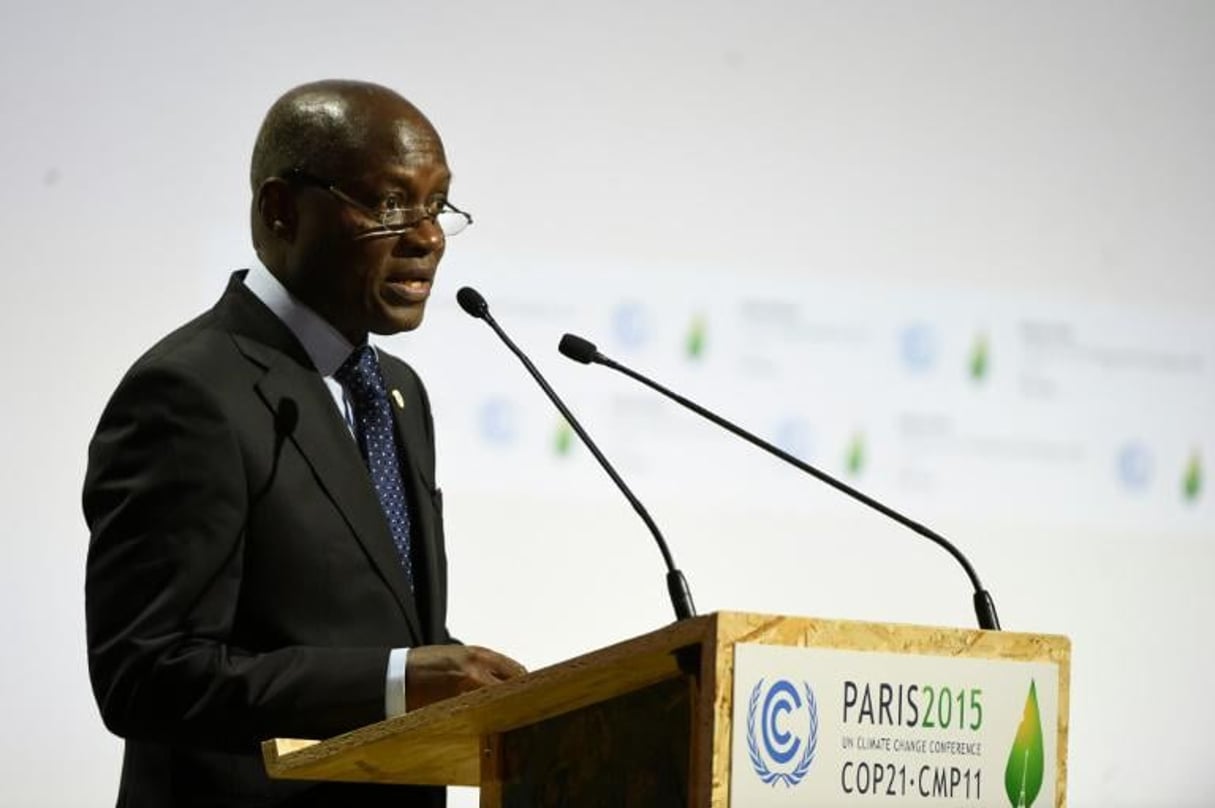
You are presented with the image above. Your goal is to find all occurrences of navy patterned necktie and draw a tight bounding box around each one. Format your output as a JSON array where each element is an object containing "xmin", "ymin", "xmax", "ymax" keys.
[{"xmin": 335, "ymin": 344, "xmax": 414, "ymax": 587}]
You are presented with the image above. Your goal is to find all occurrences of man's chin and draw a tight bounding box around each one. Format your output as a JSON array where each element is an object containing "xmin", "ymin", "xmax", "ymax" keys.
[{"xmin": 370, "ymin": 304, "xmax": 427, "ymax": 336}]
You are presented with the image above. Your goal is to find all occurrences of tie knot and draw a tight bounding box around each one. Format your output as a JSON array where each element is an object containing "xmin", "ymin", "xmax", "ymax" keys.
[{"xmin": 335, "ymin": 344, "xmax": 385, "ymax": 399}]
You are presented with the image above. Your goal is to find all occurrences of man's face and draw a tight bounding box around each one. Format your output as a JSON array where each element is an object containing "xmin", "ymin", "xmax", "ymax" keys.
[{"xmin": 286, "ymin": 112, "xmax": 451, "ymax": 342}]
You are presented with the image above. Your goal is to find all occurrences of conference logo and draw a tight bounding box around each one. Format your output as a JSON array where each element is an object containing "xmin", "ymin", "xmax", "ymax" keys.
[
  {"xmin": 685, "ymin": 313, "xmax": 708, "ymax": 361},
  {"xmin": 1004, "ymin": 680, "xmax": 1045, "ymax": 807},
  {"xmin": 1116, "ymin": 442, "xmax": 1153, "ymax": 492},
  {"xmin": 553, "ymin": 417, "xmax": 575, "ymax": 457},
  {"xmin": 772, "ymin": 418, "xmax": 814, "ymax": 463},
  {"xmin": 845, "ymin": 432, "xmax": 866, "ymax": 477},
  {"xmin": 1182, "ymin": 451, "xmax": 1202, "ymax": 503},
  {"xmin": 969, "ymin": 332, "xmax": 990, "ymax": 383},
  {"xmin": 478, "ymin": 398, "xmax": 518, "ymax": 447},
  {"xmin": 611, "ymin": 301, "xmax": 652, "ymax": 351},
  {"xmin": 746, "ymin": 678, "xmax": 818, "ymax": 788},
  {"xmin": 900, "ymin": 323, "xmax": 939, "ymax": 373}
]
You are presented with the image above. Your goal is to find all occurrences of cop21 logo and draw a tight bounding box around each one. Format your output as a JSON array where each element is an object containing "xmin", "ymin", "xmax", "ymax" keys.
[{"xmin": 746, "ymin": 678, "xmax": 819, "ymax": 787}]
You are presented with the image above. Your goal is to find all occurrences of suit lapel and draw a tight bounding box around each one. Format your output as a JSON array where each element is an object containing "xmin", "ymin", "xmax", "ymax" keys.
[
  {"xmin": 382, "ymin": 365, "xmax": 442, "ymax": 644},
  {"xmin": 222, "ymin": 284, "xmax": 425, "ymax": 644}
]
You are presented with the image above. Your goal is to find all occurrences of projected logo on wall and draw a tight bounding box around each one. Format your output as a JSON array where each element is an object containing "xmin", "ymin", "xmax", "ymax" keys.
[
  {"xmin": 553, "ymin": 418, "xmax": 575, "ymax": 457},
  {"xmin": 900, "ymin": 323, "xmax": 939, "ymax": 373},
  {"xmin": 1182, "ymin": 451, "xmax": 1203, "ymax": 503},
  {"xmin": 969, "ymin": 332, "xmax": 991, "ymax": 383},
  {"xmin": 686, "ymin": 313, "xmax": 708, "ymax": 361},
  {"xmin": 611, "ymin": 301, "xmax": 652, "ymax": 351},
  {"xmin": 746, "ymin": 678, "xmax": 819, "ymax": 788},
  {"xmin": 845, "ymin": 432, "xmax": 867, "ymax": 477},
  {"xmin": 478, "ymin": 398, "xmax": 518, "ymax": 447},
  {"xmin": 1116, "ymin": 442, "xmax": 1153, "ymax": 491},
  {"xmin": 773, "ymin": 418, "xmax": 814, "ymax": 462}
]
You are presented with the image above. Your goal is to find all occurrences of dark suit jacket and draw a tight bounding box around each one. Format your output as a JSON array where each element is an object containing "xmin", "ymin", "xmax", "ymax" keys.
[{"xmin": 84, "ymin": 272, "xmax": 450, "ymax": 807}]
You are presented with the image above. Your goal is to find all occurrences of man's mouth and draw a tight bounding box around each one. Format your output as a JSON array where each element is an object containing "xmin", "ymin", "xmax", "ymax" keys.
[{"xmin": 384, "ymin": 277, "xmax": 432, "ymax": 304}]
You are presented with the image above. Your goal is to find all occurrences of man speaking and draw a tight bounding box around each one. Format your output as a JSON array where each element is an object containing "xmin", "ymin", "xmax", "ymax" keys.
[{"xmin": 83, "ymin": 79, "xmax": 525, "ymax": 807}]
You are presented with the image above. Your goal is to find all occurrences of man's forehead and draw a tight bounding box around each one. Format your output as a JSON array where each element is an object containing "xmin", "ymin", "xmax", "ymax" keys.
[{"xmin": 390, "ymin": 118, "xmax": 444, "ymax": 157}]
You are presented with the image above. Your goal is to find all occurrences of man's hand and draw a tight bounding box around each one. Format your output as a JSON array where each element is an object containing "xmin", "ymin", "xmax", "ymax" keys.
[{"xmin": 405, "ymin": 645, "xmax": 527, "ymax": 711}]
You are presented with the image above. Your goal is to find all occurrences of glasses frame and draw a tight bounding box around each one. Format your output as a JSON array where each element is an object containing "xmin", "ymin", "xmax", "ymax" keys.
[{"xmin": 285, "ymin": 167, "xmax": 473, "ymax": 237}]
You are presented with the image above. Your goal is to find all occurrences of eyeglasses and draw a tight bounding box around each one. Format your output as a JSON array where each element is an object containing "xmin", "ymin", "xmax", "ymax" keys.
[{"xmin": 286, "ymin": 168, "xmax": 473, "ymax": 238}]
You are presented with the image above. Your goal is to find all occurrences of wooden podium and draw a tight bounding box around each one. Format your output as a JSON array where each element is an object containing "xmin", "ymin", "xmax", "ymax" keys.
[{"xmin": 263, "ymin": 612, "xmax": 1070, "ymax": 807}]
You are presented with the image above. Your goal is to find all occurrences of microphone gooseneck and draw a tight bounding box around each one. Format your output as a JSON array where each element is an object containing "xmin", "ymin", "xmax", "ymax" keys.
[
  {"xmin": 457, "ymin": 287, "xmax": 696, "ymax": 622},
  {"xmin": 558, "ymin": 332, "xmax": 1001, "ymax": 632}
]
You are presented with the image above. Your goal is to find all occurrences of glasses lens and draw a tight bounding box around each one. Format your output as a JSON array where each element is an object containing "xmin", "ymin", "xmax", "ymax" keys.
[{"xmin": 437, "ymin": 211, "xmax": 471, "ymax": 237}]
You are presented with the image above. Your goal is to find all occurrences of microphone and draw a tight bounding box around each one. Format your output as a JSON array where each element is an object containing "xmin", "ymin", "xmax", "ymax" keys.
[
  {"xmin": 456, "ymin": 287, "xmax": 696, "ymax": 622},
  {"xmin": 558, "ymin": 333, "xmax": 1001, "ymax": 631}
]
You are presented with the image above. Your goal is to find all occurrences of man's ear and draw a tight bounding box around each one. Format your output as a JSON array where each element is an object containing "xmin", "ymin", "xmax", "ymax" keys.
[{"xmin": 256, "ymin": 177, "xmax": 297, "ymax": 242}]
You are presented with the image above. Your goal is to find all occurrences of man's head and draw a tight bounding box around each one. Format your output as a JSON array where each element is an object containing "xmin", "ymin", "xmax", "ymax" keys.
[{"xmin": 250, "ymin": 80, "xmax": 454, "ymax": 342}]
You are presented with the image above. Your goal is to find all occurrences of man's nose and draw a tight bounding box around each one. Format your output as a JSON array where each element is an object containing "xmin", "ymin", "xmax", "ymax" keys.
[{"xmin": 394, "ymin": 218, "xmax": 444, "ymax": 255}]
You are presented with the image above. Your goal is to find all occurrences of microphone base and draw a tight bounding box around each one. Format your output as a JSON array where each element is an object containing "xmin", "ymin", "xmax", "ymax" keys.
[
  {"xmin": 973, "ymin": 590, "xmax": 1001, "ymax": 631},
  {"xmin": 667, "ymin": 570, "xmax": 697, "ymax": 621}
]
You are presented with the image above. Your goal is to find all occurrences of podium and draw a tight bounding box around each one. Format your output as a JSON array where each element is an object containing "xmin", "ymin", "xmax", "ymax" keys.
[{"xmin": 263, "ymin": 612, "xmax": 1070, "ymax": 807}]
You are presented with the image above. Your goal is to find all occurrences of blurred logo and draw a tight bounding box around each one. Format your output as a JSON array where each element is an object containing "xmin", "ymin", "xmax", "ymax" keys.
[
  {"xmin": 845, "ymin": 432, "xmax": 866, "ymax": 477},
  {"xmin": 686, "ymin": 313, "xmax": 708, "ymax": 361},
  {"xmin": 969, "ymin": 332, "xmax": 991, "ymax": 383},
  {"xmin": 1116, "ymin": 443, "xmax": 1153, "ymax": 491},
  {"xmin": 1183, "ymin": 451, "xmax": 1203, "ymax": 503},
  {"xmin": 478, "ymin": 398, "xmax": 518, "ymax": 446},
  {"xmin": 772, "ymin": 418, "xmax": 814, "ymax": 462},
  {"xmin": 612, "ymin": 301, "xmax": 652, "ymax": 351},
  {"xmin": 553, "ymin": 418, "xmax": 575, "ymax": 457},
  {"xmin": 746, "ymin": 678, "xmax": 818, "ymax": 787},
  {"xmin": 900, "ymin": 323, "xmax": 939, "ymax": 372}
]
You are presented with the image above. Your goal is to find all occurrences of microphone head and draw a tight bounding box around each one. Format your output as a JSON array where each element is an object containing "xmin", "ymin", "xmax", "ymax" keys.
[
  {"xmin": 456, "ymin": 286, "xmax": 489, "ymax": 319},
  {"xmin": 559, "ymin": 333, "xmax": 600, "ymax": 364}
]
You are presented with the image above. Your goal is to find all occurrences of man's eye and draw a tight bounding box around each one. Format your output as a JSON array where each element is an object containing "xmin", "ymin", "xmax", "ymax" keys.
[{"xmin": 382, "ymin": 195, "xmax": 404, "ymax": 212}]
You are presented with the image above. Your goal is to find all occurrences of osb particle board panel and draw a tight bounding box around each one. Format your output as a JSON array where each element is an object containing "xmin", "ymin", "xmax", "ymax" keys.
[{"xmin": 263, "ymin": 615, "xmax": 714, "ymax": 786}]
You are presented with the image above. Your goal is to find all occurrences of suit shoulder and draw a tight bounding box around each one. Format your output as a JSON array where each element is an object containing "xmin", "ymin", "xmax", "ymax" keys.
[
  {"xmin": 93, "ymin": 315, "xmax": 261, "ymax": 434},
  {"xmin": 121, "ymin": 309, "xmax": 248, "ymax": 387}
]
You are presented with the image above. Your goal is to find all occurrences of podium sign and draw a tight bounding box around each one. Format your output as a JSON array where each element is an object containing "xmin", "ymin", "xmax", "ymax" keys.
[{"xmin": 731, "ymin": 644, "xmax": 1058, "ymax": 806}]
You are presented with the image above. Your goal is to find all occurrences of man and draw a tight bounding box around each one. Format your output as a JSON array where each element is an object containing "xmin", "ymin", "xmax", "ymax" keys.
[{"xmin": 84, "ymin": 80, "xmax": 525, "ymax": 807}]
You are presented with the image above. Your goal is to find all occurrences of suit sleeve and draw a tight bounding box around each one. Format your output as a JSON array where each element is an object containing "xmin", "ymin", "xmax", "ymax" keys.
[{"xmin": 84, "ymin": 360, "xmax": 389, "ymax": 750}]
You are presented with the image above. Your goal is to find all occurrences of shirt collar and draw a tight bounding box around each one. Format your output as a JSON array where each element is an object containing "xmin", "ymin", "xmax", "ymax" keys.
[{"xmin": 243, "ymin": 263, "xmax": 357, "ymax": 376}]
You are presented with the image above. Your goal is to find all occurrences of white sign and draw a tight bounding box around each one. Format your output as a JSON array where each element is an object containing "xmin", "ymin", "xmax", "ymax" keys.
[{"xmin": 730, "ymin": 643, "xmax": 1059, "ymax": 807}]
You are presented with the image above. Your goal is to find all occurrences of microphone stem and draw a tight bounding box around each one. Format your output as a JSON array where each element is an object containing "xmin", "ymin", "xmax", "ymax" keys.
[
  {"xmin": 600, "ymin": 357, "xmax": 999, "ymax": 630},
  {"xmin": 479, "ymin": 314, "xmax": 694, "ymax": 619}
]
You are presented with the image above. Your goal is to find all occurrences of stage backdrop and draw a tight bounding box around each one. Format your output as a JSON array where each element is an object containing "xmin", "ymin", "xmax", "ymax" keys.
[{"xmin": 0, "ymin": 2, "xmax": 1211, "ymax": 805}]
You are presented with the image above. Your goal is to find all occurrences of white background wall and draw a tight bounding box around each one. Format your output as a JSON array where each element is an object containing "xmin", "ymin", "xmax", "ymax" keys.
[{"xmin": 1, "ymin": 2, "xmax": 1211, "ymax": 805}]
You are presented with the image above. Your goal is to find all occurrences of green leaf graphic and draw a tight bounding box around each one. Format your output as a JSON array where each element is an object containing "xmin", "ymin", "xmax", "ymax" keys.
[
  {"xmin": 1183, "ymin": 452, "xmax": 1202, "ymax": 502},
  {"xmin": 554, "ymin": 418, "xmax": 574, "ymax": 456},
  {"xmin": 686, "ymin": 313, "xmax": 708, "ymax": 360},
  {"xmin": 845, "ymin": 433, "xmax": 865, "ymax": 476},
  {"xmin": 969, "ymin": 333, "xmax": 990, "ymax": 382},
  {"xmin": 1005, "ymin": 680, "xmax": 1045, "ymax": 807}
]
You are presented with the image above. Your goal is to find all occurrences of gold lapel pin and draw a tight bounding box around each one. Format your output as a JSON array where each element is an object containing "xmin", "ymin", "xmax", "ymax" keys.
[{"xmin": 391, "ymin": 389, "xmax": 405, "ymax": 410}]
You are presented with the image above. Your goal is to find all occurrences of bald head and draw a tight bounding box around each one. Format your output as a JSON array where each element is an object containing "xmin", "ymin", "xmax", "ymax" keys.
[
  {"xmin": 250, "ymin": 79, "xmax": 441, "ymax": 190},
  {"xmin": 248, "ymin": 80, "xmax": 453, "ymax": 342}
]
